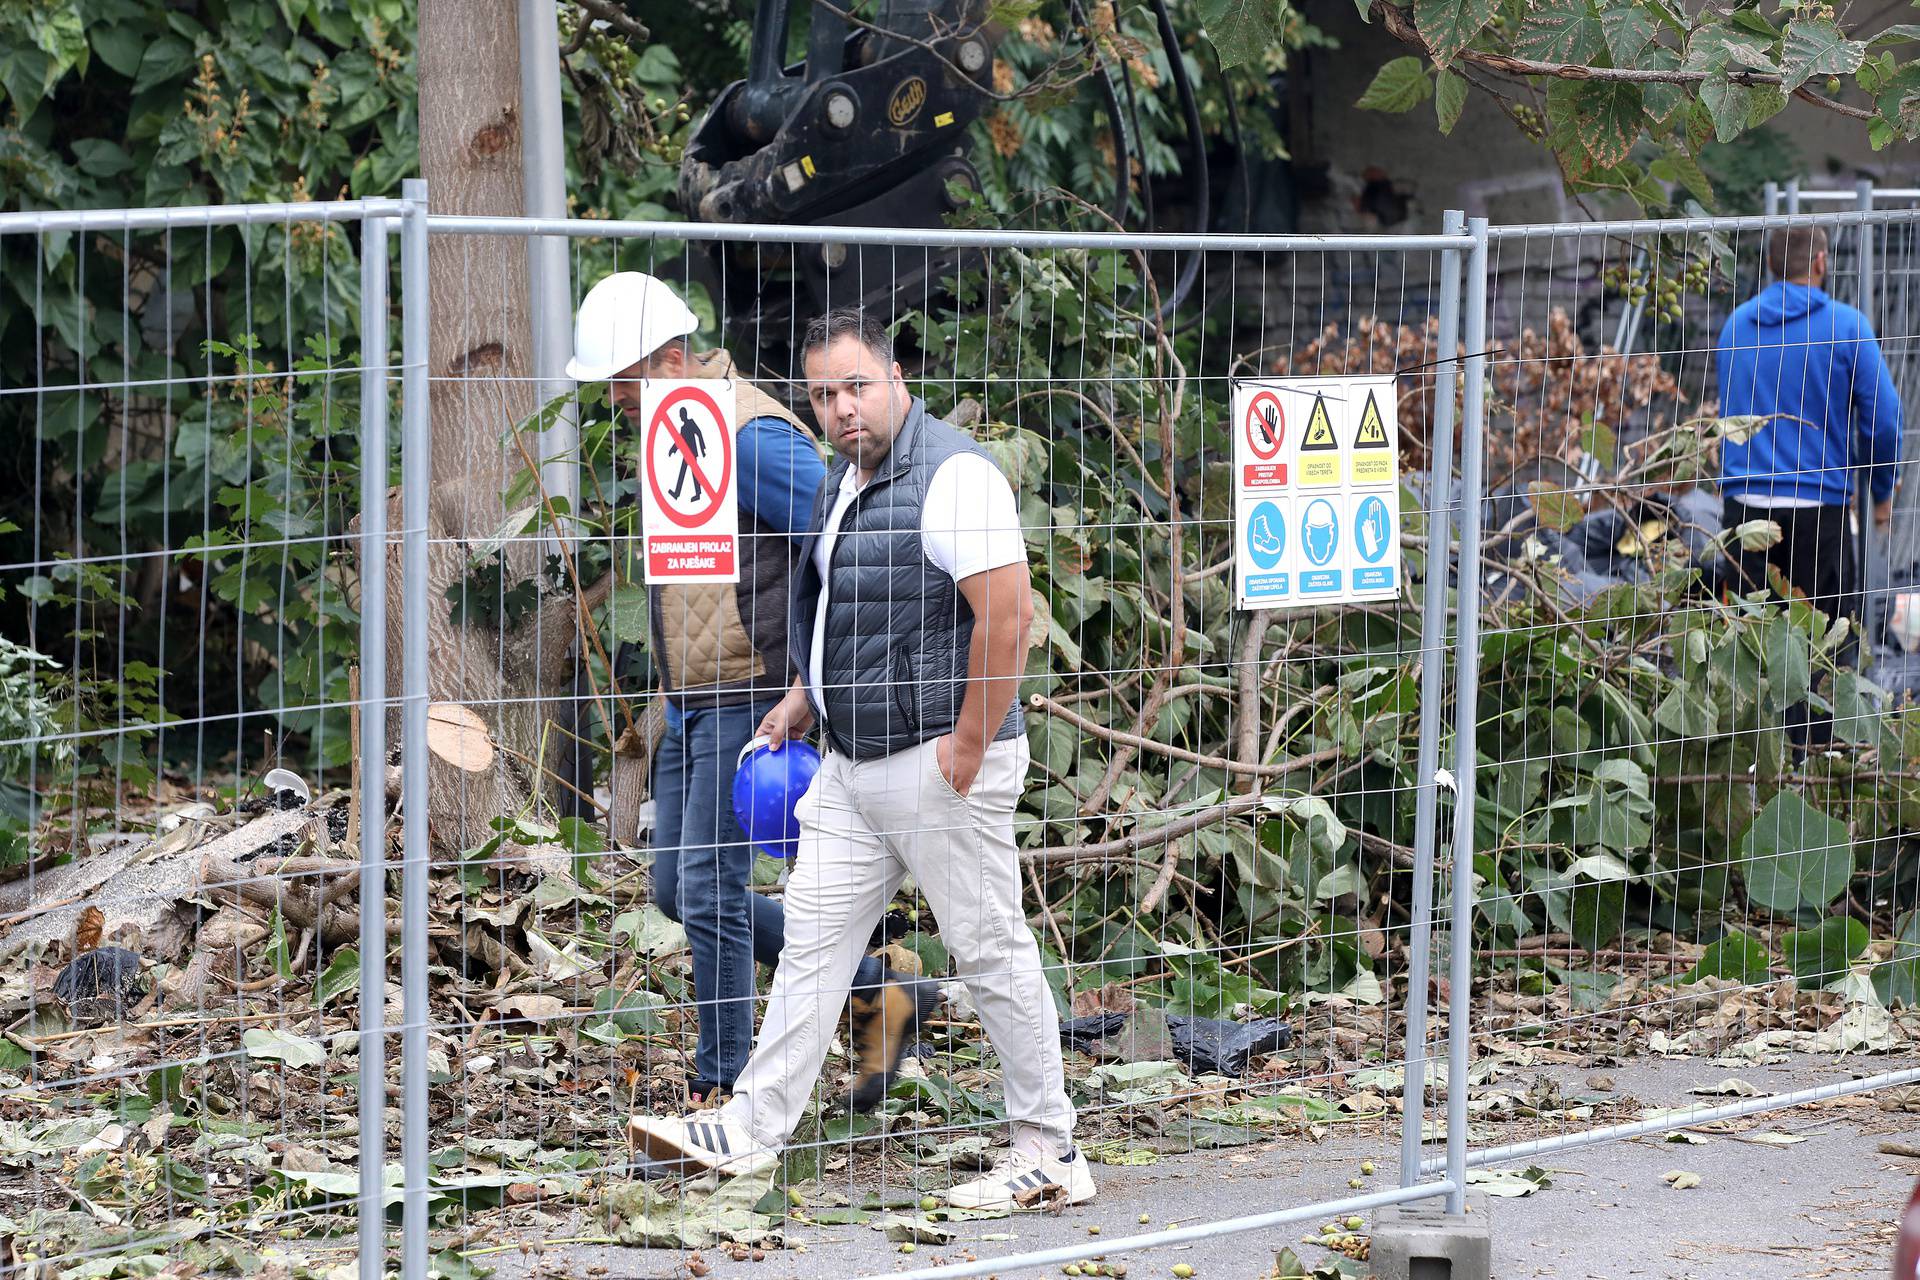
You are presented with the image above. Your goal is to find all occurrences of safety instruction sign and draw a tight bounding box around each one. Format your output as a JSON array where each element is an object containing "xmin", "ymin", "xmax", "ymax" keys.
[
  {"xmin": 639, "ymin": 380, "xmax": 741, "ymax": 583},
  {"xmin": 1230, "ymin": 376, "xmax": 1402, "ymax": 610}
]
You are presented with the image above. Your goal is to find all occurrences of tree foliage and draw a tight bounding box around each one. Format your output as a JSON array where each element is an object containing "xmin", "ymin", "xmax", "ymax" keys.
[{"xmin": 1325, "ymin": 0, "xmax": 1920, "ymax": 210}]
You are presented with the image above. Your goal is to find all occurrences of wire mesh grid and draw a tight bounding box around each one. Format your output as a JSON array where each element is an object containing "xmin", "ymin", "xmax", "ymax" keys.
[
  {"xmin": 0, "ymin": 199, "xmax": 401, "ymax": 1275},
  {"xmin": 400, "ymin": 217, "xmax": 1475, "ymax": 1277},
  {"xmin": 11, "ymin": 194, "xmax": 1917, "ymax": 1279},
  {"xmin": 1421, "ymin": 205, "xmax": 1920, "ymax": 1182}
]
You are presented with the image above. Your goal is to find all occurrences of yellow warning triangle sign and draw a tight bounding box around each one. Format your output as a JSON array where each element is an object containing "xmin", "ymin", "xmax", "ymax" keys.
[
  {"xmin": 1301, "ymin": 393, "xmax": 1338, "ymax": 450},
  {"xmin": 1354, "ymin": 390, "xmax": 1389, "ymax": 448}
]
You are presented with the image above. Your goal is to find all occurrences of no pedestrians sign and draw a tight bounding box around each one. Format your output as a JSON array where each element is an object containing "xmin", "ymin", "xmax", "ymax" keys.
[{"xmin": 639, "ymin": 380, "xmax": 740, "ymax": 583}]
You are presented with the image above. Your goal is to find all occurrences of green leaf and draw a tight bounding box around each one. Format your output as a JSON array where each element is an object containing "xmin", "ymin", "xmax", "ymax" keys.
[
  {"xmin": 243, "ymin": 1027, "xmax": 328, "ymax": 1068},
  {"xmin": 1686, "ymin": 931, "xmax": 1773, "ymax": 985},
  {"xmin": 1416, "ymin": 0, "xmax": 1499, "ymax": 66},
  {"xmin": 1526, "ymin": 482, "xmax": 1583, "ymax": 533},
  {"xmin": 1356, "ymin": 57, "xmax": 1434, "ymax": 113},
  {"xmin": 1781, "ymin": 17, "xmax": 1865, "ymax": 92},
  {"xmin": 1868, "ymin": 25, "xmax": 1920, "ymax": 49},
  {"xmin": 1701, "ymin": 80, "xmax": 1755, "ymax": 143},
  {"xmin": 1579, "ymin": 82, "xmax": 1644, "ymax": 167},
  {"xmin": 1638, "ymin": 46, "xmax": 1688, "ymax": 124},
  {"xmin": 1435, "ymin": 68, "xmax": 1468, "ymax": 133},
  {"xmin": 1598, "ymin": 4, "xmax": 1657, "ymax": 62},
  {"xmin": 263, "ymin": 907, "xmax": 293, "ymax": 980},
  {"xmin": 1759, "ymin": 618, "xmax": 1812, "ymax": 714},
  {"xmin": 1199, "ymin": 0, "xmax": 1280, "ymax": 70},
  {"xmin": 1662, "ymin": 142, "xmax": 1716, "ymax": 209},
  {"xmin": 1684, "ymin": 24, "xmax": 1776, "ymax": 76},
  {"xmin": 1514, "ymin": 0, "xmax": 1606, "ymax": 64},
  {"xmin": 1739, "ymin": 791, "xmax": 1852, "ymax": 913},
  {"xmin": 608, "ymin": 583, "xmax": 649, "ymax": 643},
  {"xmin": 90, "ymin": 25, "xmax": 146, "ymax": 77},
  {"xmin": 1569, "ymin": 878, "xmax": 1628, "ymax": 951},
  {"xmin": 1579, "ymin": 420, "xmax": 1618, "ymax": 469},
  {"xmin": 316, "ymin": 947, "xmax": 361, "ymax": 1010},
  {"xmin": 1780, "ymin": 916, "xmax": 1868, "ymax": 986}
]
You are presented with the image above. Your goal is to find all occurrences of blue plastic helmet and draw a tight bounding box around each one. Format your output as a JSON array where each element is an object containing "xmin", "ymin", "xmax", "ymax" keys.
[{"xmin": 732, "ymin": 736, "xmax": 822, "ymax": 859}]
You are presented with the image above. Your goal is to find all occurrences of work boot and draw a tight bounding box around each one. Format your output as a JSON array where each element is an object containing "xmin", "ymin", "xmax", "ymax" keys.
[{"xmin": 846, "ymin": 966, "xmax": 943, "ymax": 1112}]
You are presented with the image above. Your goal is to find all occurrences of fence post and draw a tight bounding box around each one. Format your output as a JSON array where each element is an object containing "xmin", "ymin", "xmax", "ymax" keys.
[
  {"xmin": 1763, "ymin": 180, "xmax": 1779, "ymax": 218},
  {"xmin": 1786, "ymin": 177, "xmax": 1802, "ymax": 214},
  {"xmin": 1857, "ymin": 178, "xmax": 1880, "ymax": 671},
  {"xmin": 399, "ymin": 176, "xmax": 433, "ymax": 1280},
  {"xmin": 1398, "ymin": 210, "xmax": 1467, "ymax": 1187},
  {"xmin": 1444, "ymin": 217, "xmax": 1491, "ymax": 1216},
  {"xmin": 356, "ymin": 208, "xmax": 392, "ymax": 1280}
]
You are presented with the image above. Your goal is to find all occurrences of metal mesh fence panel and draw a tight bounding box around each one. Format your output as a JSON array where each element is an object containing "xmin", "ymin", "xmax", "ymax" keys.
[
  {"xmin": 0, "ymin": 199, "xmax": 403, "ymax": 1277},
  {"xmin": 395, "ymin": 213, "xmax": 1477, "ymax": 1277},
  {"xmin": 1424, "ymin": 205, "xmax": 1920, "ymax": 1184}
]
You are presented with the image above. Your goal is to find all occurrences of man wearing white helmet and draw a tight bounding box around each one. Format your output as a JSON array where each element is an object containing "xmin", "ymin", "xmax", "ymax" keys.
[{"xmin": 569, "ymin": 274, "xmax": 927, "ymax": 1107}]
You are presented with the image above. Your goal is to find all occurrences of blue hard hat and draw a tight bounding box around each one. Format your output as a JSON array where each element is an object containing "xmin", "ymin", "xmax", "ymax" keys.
[{"xmin": 732, "ymin": 736, "xmax": 822, "ymax": 859}]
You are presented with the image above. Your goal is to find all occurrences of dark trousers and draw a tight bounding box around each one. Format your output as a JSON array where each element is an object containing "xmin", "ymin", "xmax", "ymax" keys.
[
  {"xmin": 1720, "ymin": 497, "xmax": 1857, "ymax": 619},
  {"xmin": 1720, "ymin": 497, "xmax": 1858, "ymax": 748}
]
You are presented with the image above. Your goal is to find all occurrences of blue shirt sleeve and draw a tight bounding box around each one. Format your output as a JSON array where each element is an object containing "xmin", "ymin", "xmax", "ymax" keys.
[
  {"xmin": 1850, "ymin": 321, "xmax": 1904, "ymax": 505},
  {"xmin": 735, "ymin": 415, "xmax": 826, "ymax": 534}
]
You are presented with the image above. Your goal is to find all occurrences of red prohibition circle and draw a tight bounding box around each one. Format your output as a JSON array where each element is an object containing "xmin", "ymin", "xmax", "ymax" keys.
[
  {"xmin": 1245, "ymin": 391, "xmax": 1285, "ymax": 460},
  {"xmin": 646, "ymin": 385, "xmax": 734, "ymax": 530}
]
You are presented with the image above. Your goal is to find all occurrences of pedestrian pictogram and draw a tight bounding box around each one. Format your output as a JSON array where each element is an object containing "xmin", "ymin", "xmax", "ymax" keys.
[
  {"xmin": 1297, "ymin": 392, "xmax": 1341, "ymax": 487},
  {"xmin": 639, "ymin": 381, "xmax": 741, "ymax": 583},
  {"xmin": 1349, "ymin": 387, "xmax": 1395, "ymax": 485}
]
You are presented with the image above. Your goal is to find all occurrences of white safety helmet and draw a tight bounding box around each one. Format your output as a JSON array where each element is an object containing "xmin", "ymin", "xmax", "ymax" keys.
[{"xmin": 565, "ymin": 271, "xmax": 700, "ymax": 381}]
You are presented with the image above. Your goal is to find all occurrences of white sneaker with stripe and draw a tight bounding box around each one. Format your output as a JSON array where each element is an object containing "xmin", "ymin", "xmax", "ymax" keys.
[
  {"xmin": 944, "ymin": 1145, "xmax": 1097, "ymax": 1210},
  {"xmin": 625, "ymin": 1112, "xmax": 776, "ymax": 1178}
]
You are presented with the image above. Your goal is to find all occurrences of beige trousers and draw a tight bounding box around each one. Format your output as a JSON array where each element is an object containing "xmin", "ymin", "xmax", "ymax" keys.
[{"xmin": 718, "ymin": 735, "xmax": 1077, "ymax": 1154}]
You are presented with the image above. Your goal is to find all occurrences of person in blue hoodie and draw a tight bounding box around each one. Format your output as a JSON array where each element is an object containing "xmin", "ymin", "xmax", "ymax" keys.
[{"xmin": 1716, "ymin": 224, "xmax": 1903, "ymax": 620}]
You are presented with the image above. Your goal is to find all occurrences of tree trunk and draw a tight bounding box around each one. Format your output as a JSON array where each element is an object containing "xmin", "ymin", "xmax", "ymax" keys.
[{"xmin": 366, "ymin": 0, "xmax": 581, "ymax": 854}]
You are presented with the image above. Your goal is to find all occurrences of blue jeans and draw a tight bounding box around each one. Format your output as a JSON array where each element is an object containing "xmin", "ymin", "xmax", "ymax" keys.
[{"xmin": 650, "ymin": 700, "xmax": 884, "ymax": 1093}]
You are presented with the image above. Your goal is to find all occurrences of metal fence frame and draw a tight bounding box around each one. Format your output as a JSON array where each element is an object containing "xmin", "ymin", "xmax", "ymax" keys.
[
  {"xmin": 409, "ymin": 205, "xmax": 1483, "ymax": 1279},
  {"xmin": 7, "ymin": 188, "xmax": 1920, "ymax": 1279},
  {"xmin": 1419, "ymin": 201, "xmax": 1920, "ymax": 1183},
  {"xmin": 0, "ymin": 193, "xmax": 410, "ymax": 1279}
]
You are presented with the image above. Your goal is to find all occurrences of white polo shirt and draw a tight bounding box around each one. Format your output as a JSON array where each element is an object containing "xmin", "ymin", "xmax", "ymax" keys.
[{"xmin": 807, "ymin": 452, "xmax": 1025, "ymax": 717}]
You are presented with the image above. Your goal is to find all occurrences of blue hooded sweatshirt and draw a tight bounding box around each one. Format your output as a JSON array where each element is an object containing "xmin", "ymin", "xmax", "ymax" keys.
[{"xmin": 1716, "ymin": 281, "xmax": 1903, "ymax": 506}]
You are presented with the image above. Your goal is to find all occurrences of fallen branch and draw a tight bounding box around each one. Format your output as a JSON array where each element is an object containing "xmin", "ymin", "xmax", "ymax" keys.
[
  {"xmin": 199, "ymin": 851, "xmax": 398, "ymax": 948},
  {"xmin": 1032, "ymin": 694, "xmax": 1339, "ymax": 778}
]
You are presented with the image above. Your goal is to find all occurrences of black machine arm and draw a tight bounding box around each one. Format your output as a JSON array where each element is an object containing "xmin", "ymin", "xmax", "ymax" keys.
[{"xmin": 680, "ymin": 0, "xmax": 999, "ymax": 227}]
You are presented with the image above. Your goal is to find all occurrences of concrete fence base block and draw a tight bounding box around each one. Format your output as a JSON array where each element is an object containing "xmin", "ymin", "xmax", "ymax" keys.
[{"xmin": 1367, "ymin": 1192, "xmax": 1492, "ymax": 1280}]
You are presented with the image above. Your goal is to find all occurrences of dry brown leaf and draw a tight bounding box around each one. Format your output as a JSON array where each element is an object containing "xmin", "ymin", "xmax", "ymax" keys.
[
  {"xmin": 74, "ymin": 905, "xmax": 104, "ymax": 953},
  {"xmin": 426, "ymin": 702, "xmax": 496, "ymax": 773},
  {"xmin": 1071, "ymin": 982, "xmax": 1138, "ymax": 1018},
  {"xmin": 877, "ymin": 942, "xmax": 922, "ymax": 977}
]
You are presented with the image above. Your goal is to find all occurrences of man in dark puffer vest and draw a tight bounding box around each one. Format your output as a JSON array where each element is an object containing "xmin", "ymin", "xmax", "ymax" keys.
[
  {"xmin": 629, "ymin": 309, "xmax": 1092, "ymax": 1210},
  {"xmin": 569, "ymin": 275, "xmax": 923, "ymax": 1106}
]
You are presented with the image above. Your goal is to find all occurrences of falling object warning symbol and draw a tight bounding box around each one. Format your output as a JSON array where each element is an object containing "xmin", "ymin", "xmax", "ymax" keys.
[
  {"xmin": 1300, "ymin": 393, "xmax": 1339, "ymax": 450},
  {"xmin": 1354, "ymin": 390, "xmax": 1389, "ymax": 448}
]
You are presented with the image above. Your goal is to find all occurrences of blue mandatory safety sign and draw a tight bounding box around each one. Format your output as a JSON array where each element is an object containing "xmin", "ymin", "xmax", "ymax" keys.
[
  {"xmin": 1300, "ymin": 497, "xmax": 1342, "ymax": 594},
  {"xmin": 1239, "ymin": 499, "xmax": 1291, "ymax": 602},
  {"xmin": 1352, "ymin": 492, "xmax": 1397, "ymax": 592},
  {"xmin": 1354, "ymin": 495, "xmax": 1391, "ymax": 563},
  {"xmin": 1247, "ymin": 501, "xmax": 1286, "ymax": 569}
]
